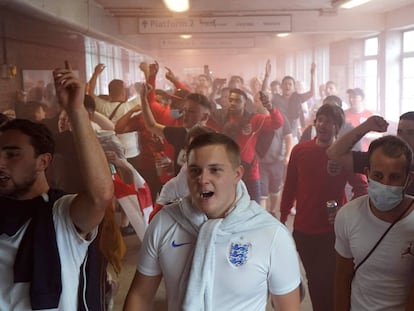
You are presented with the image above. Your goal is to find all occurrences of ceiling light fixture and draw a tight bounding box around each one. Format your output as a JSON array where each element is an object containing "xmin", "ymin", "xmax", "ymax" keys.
[
  {"xmin": 277, "ymin": 33, "xmax": 290, "ymax": 38},
  {"xmin": 180, "ymin": 34, "xmax": 192, "ymax": 39},
  {"xmin": 340, "ymin": 0, "xmax": 371, "ymax": 9},
  {"xmin": 163, "ymin": 0, "xmax": 189, "ymax": 12}
]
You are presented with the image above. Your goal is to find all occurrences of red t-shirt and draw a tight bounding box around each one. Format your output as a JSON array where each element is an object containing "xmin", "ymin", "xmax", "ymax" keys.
[{"xmin": 280, "ymin": 139, "xmax": 368, "ymax": 233}]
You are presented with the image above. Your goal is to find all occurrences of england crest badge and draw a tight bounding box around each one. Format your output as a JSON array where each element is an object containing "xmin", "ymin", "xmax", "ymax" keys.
[
  {"xmin": 228, "ymin": 241, "xmax": 251, "ymax": 267},
  {"xmin": 241, "ymin": 123, "xmax": 252, "ymax": 136}
]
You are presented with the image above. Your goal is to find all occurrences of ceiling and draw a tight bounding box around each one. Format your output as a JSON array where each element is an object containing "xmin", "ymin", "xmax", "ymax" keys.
[
  {"xmin": 2, "ymin": 0, "xmax": 414, "ymax": 56},
  {"xmin": 94, "ymin": 0, "xmax": 412, "ymax": 16},
  {"xmin": 90, "ymin": 0, "xmax": 414, "ymax": 53}
]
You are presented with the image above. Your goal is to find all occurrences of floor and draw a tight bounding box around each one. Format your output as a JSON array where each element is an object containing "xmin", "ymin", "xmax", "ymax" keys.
[{"xmin": 112, "ymin": 213, "xmax": 314, "ymax": 311}]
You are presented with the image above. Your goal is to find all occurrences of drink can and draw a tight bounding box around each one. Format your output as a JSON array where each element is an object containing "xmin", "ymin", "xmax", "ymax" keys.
[{"xmin": 326, "ymin": 200, "xmax": 338, "ymax": 224}]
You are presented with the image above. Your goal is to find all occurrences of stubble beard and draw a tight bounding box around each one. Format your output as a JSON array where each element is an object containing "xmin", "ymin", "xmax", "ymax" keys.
[{"xmin": 0, "ymin": 171, "xmax": 38, "ymax": 199}]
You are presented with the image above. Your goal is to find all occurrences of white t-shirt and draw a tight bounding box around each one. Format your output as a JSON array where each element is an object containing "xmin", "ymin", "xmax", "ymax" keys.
[
  {"xmin": 0, "ymin": 195, "xmax": 97, "ymax": 310},
  {"xmin": 94, "ymin": 97, "xmax": 140, "ymax": 123},
  {"xmin": 94, "ymin": 97, "xmax": 141, "ymax": 158},
  {"xmin": 335, "ymin": 195, "xmax": 414, "ymax": 311},
  {"xmin": 139, "ymin": 203, "xmax": 300, "ymax": 311}
]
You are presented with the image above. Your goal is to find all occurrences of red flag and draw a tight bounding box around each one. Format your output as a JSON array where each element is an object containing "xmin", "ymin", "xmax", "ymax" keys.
[{"xmin": 113, "ymin": 171, "xmax": 153, "ymax": 241}]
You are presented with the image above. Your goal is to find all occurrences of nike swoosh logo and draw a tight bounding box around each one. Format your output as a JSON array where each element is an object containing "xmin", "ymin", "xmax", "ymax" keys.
[{"xmin": 171, "ymin": 240, "xmax": 191, "ymax": 248}]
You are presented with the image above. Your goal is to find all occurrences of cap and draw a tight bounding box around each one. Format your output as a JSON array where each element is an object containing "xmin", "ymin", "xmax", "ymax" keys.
[
  {"xmin": 346, "ymin": 87, "xmax": 365, "ymax": 98},
  {"xmin": 170, "ymin": 88, "xmax": 190, "ymax": 101}
]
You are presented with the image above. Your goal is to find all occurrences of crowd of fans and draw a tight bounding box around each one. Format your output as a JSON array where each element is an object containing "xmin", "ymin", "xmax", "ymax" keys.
[{"xmin": 2, "ymin": 60, "xmax": 414, "ymax": 311}]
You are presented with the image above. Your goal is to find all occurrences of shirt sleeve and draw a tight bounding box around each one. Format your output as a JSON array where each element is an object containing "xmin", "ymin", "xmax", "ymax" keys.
[
  {"xmin": 253, "ymin": 107, "xmax": 284, "ymax": 132},
  {"xmin": 268, "ymin": 224, "xmax": 301, "ymax": 295},
  {"xmin": 137, "ymin": 215, "xmax": 164, "ymax": 276},
  {"xmin": 173, "ymin": 80, "xmax": 191, "ymax": 91},
  {"xmin": 53, "ymin": 194, "xmax": 98, "ymax": 250},
  {"xmin": 280, "ymin": 145, "xmax": 299, "ymax": 223},
  {"xmin": 334, "ymin": 206, "xmax": 353, "ymax": 259}
]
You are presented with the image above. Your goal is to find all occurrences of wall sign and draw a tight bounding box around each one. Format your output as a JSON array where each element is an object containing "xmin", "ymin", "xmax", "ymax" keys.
[
  {"xmin": 139, "ymin": 15, "xmax": 291, "ymax": 34},
  {"xmin": 159, "ymin": 37, "xmax": 255, "ymax": 49}
]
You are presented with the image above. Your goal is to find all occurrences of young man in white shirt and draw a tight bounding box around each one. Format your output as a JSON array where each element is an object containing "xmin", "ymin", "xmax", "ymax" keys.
[{"xmin": 124, "ymin": 132, "xmax": 301, "ymax": 311}]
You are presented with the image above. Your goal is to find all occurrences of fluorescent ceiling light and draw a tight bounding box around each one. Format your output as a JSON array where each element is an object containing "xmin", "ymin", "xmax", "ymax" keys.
[
  {"xmin": 277, "ymin": 33, "xmax": 290, "ymax": 38},
  {"xmin": 340, "ymin": 0, "xmax": 371, "ymax": 9},
  {"xmin": 163, "ymin": 0, "xmax": 189, "ymax": 12},
  {"xmin": 180, "ymin": 34, "xmax": 192, "ymax": 39}
]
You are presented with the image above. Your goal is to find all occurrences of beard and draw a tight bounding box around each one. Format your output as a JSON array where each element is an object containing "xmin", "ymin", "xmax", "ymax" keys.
[{"xmin": 0, "ymin": 170, "xmax": 38, "ymax": 199}]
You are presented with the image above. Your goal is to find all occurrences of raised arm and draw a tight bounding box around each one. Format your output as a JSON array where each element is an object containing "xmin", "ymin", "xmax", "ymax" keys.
[
  {"xmin": 92, "ymin": 111, "xmax": 115, "ymax": 130},
  {"xmin": 209, "ymin": 78, "xmax": 227, "ymax": 105},
  {"xmin": 301, "ymin": 63, "xmax": 316, "ymax": 101},
  {"xmin": 140, "ymin": 61, "xmax": 150, "ymax": 82},
  {"xmin": 115, "ymin": 105, "xmax": 141, "ymax": 134},
  {"xmin": 140, "ymin": 84, "xmax": 166, "ymax": 138},
  {"xmin": 145, "ymin": 61, "xmax": 157, "ymax": 104},
  {"xmin": 53, "ymin": 64, "xmax": 113, "ymax": 236},
  {"xmin": 165, "ymin": 66, "xmax": 190, "ymax": 91},
  {"xmin": 88, "ymin": 63, "xmax": 106, "ymax": 97},
  {"xmin": 326, "ymin": 115, "xmax": 388, "ymax": 171},
  {"xmin": 105, "ymin": 150, "xmax": 134, "ymax": 184},
  {"xmin": 261, "ymin": 59, "xmax": 271, "ymax": 92},
  {"xmin": 258, "ymin": 91, "xmax": 284, "ymax": 131},
  {"xmin": 144, "ymin": 61, "xmax": 172, "ymax": 124}
]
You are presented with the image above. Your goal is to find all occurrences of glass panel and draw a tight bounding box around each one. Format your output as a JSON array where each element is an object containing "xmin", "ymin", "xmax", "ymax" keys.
[
  {"xmin": 403, "ymin": 30, "xmax": 414, "ymax": 53},
  {"xmin": 402, "ymin": 57, "xmax": 414, "ymax": 115},
  {"xmin": 364, "ymin": 59, "xmax": 378, "ymax": 112},
  {"xmin": 364, "ymin": 37, "xmax": 378, "ymax": 56},
  {"xmin": 403, "ymin": 57, "xmax": 414, "ymax": 78}
]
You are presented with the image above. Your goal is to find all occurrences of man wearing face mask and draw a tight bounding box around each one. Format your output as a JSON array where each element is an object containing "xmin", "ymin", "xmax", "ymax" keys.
[
  {"xmin": 136, "ymin": 62, "xmax": 190, "ymax": 128},
  {"xmin": 327, "ymin": 112, "xmax": 414, "ymax": 195},
  {"xmin": 335, "ymin": 135, "xmax": 414, "ymax": 311},
  {"xmin": 140, "ymin": 83, "xmax": 212, "ymax": 175},
  {"xmin": 168, "ymin": 89, "xmax": 190, "ymax": 121}
]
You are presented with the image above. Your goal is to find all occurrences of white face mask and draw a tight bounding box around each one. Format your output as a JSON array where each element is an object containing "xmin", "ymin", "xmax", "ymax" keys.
[
  {"xmin": 368, "ymin": 178, "xmax": 405, "ymax": 212},
  {"xmin": 169, "ymin": 109, "xmax": 183, "ymax": 119}
]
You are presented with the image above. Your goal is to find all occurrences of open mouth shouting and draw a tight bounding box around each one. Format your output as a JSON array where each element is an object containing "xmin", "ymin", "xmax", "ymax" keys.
[
  {"xmin": 0, "ymin": 175, "xmax": 10, "ymax": 183},
  {"xmin": 200, "ymin": 191, "xmax": 214, "ymax": 199}
]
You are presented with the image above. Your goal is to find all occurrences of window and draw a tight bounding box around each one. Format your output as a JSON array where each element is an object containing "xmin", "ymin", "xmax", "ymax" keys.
[
  {"xmin": 353, "ymin": 37, "xmax": 379, "ymax": 112},
  {"xmin": 84, "ymin": 37, "xmax": 147, "ymax": 96},
  {"xmin": 403, "ymin": 30, "xmax": 414, "ymax": 53},
  {"xmin": 402, "ymin": 30, "xmax": 414, "ymax": 115},
  {"xmin": 364, "ymin": 37, "xmax": 378, "ymax": 56}
]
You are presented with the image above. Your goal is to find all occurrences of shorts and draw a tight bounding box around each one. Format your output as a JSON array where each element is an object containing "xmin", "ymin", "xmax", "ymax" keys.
[{"xmin": 259, "ymin": 159, "xmax": 285, "ymax": 198}]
